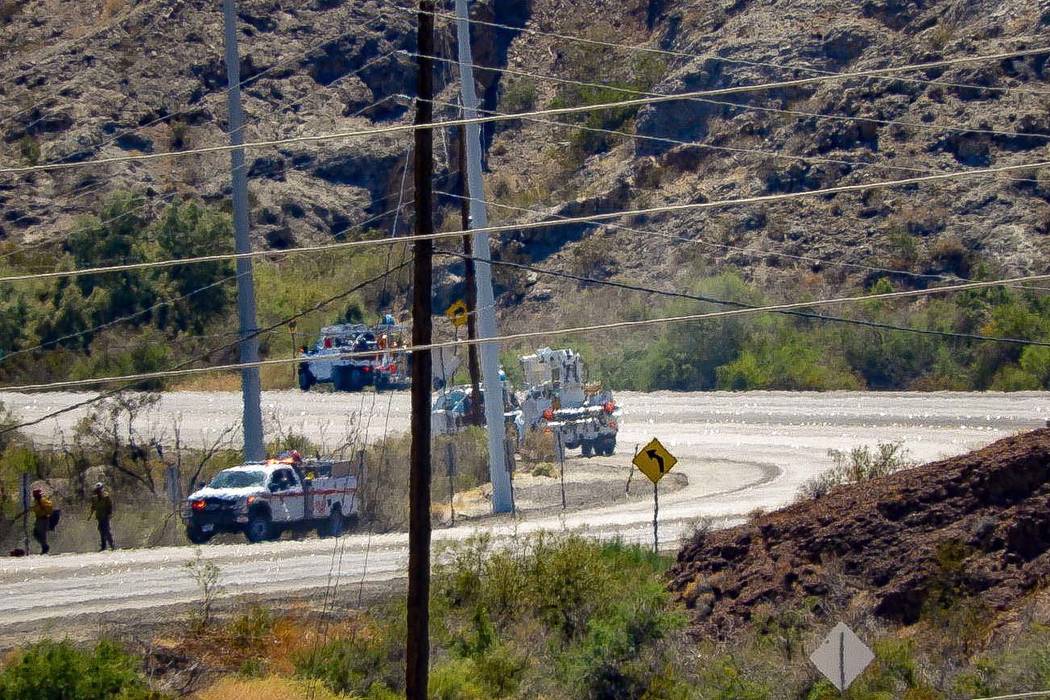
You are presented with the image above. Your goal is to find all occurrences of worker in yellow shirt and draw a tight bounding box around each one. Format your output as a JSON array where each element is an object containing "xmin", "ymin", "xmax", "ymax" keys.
[{"xmin": 31, "ymin": 488, "xmax": 54, "ymax": 555}]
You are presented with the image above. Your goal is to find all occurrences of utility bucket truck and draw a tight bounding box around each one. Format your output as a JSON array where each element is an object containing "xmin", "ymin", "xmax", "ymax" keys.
[
  {"xmin": 182, "ymin": 452, "xmax": 360, "ymax": 544},
  {"xmin": 519, "ymin": 347, "xmax": 619, "ymax": 457},
  {"xmin": 297, "ymin": 321, "xmax": 409, "ymax": 392}
]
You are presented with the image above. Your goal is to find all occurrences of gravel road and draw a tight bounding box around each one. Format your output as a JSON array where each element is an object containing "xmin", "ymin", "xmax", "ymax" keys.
[{"xmin": 0, "ymin": 390, "xmax": 1046, "ymax": 634}]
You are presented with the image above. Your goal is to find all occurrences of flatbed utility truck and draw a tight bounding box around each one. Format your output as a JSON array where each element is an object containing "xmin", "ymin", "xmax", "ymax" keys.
[{"xmin": 182, "ymin": 452, "xmax": 360, "ymax": 543}]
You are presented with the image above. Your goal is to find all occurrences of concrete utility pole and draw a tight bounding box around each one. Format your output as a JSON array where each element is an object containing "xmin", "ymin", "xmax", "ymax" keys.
[
  {"xmin": 457, "ymin": 127, "xmax": 483, "ymax": 427},
  {"xmin": 221, "ymin": 0, "xmax": 265, "ymax": 462},
  {"xmin": 454, "ymin": 0, "xmax": 514, "ymax": 513},
  {"xmin": 406, "ymin": 2, "xmax": 435, "ymax": 697}
]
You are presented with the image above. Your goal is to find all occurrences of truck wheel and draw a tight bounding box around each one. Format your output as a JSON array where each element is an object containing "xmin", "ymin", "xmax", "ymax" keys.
[
  {"xmin": 186, "ymin": 525, "xmax": 212, "ymax": 545},
  {"xmin": 245, "ymin": 514, "xmax": 272, "ymax": 543},
  {"xmin": 602, "ymin": 437, "xmax": 617, "ymax": 456},
  {"xmin": 581, "ymin": 441, "xmax": 593, "ymax": 458},
  {"xmin": 298, "ymin": 368, "xmax": 315, "ymax": 391},
  {"xmin": 350, "ymin": 368, "xmax": 366, "ymax": 390},
  {"xmin": 331, "ymin": 367, "xmax": 348, "ymax": 392},
  {"xmin": 321, "ymin": 508, "xmax": 345, "ymax": 538}
]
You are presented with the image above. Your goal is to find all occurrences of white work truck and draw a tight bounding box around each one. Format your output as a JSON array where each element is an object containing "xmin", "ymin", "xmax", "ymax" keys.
[
  {"xmin": 519, "ymin": 347, "xmax": 620, "ymax": 457},
  {"xmin": 182, "ymin": 459, "xmax": 360, "ymax": 544}
]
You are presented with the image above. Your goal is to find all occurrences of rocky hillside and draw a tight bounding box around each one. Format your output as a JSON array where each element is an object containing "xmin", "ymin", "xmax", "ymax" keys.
[
  {"xmin": 668, "ymin": 428, "xmax": 1050, "ymax": 637},
  {"xmin": 0, "ymin": 0, "xmax": 1048, "ymax": 389}
]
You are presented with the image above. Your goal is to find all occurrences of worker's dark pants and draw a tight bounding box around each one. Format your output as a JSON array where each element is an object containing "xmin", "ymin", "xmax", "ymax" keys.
[
  {"xmin": 32, "ymin": 519, "xmax": 49, "ymax": 554},
  {"xmin": 97, "ymin": 518, "xmax": 114, "ymax": 551}
]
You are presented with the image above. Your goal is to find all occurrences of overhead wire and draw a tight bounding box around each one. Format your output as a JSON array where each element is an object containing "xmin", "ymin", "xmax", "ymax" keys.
[
  {"xmin": 410, "ymin": 51, "xmax": 1050, "ymax": 144},
  {"xmin": 3, "ymin": 156, "xmax": 1049, "ymax": 285},
  {"xmin": 3, "ymin": 270, "xmax": 1050, "ymax": 395},
  {"xmin": 396, "ymin": 3, "xmax": 1050, "ymax": 96},
  {"xmin": 422, "ymin": 93, "xmax": 1046, "ymax": 187},
  {"xmin": 4, "ymin": 45, "xmax": 1050, "ymax": 176},
  {"xmin": 434, "ymin": 249, "xmax": 1050, "ymax": 348},
  {"xmin": 0, "ymin": 0, "xmax": 175, "ymax": 128},
  {"xmin": 0, "ymin": 47, "xmax": 401, "ymax": 259},
  {"xmin": 0, "ymin": 257, "xmax": 414, "ymax": 437},
  {"xmin": 0, "ymin": 91, "xmax": 408, "ymax": 268}
]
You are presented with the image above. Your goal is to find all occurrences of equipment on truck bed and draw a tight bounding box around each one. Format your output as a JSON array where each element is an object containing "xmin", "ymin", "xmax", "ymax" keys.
[
  {"xmin": 297, "ymin": 319, "xmax": 410, "ymax": 392},
  {"xmin": 519, "ymin": 347, "xmax": 619, "ymax": 457}
]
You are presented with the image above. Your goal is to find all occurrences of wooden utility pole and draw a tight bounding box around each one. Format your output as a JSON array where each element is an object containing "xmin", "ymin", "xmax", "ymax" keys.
[
  {"xmin": 406, "ymin": 2, "xmax": 434, "ymax": 698},
  {"xmin": 457, "ymin": 127, "xmax": 483, "ymax": 426}
]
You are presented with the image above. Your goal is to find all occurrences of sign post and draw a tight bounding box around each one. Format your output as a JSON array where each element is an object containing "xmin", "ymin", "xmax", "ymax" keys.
[
  {"xmin": 556, "ymin": 430, "xmax": 566, "ymax": 510},
  {"xmin": 20, "ymin": 473, "xmax": 29, "ymax": 554},
  {"xmin": 632, "ymin": 438, "xmax": 678, "ymax": 553}
]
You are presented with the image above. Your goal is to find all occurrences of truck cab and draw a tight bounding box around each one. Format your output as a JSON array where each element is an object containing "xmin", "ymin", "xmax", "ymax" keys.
[
  {"xmin": 182, "ymin": 457, "xmax": 359, "ymax": 544},
  {"xmin": 431, "ymin": 383, "xmax": 524, "ymax": 440}
]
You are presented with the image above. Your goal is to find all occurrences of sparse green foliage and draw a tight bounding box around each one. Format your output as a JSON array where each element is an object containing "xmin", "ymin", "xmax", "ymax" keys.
[
  {"xmin": 0, "ymin": 639, "xmax": 163, "ymax": 700},
  {"xmin": 798, "ymin": 442, "xmax": 913, "ymax": 500},
  {"xmin": 499, "ymin": 77, "xmax": 539, "ymax": 116},
  {"xmin": 185, "ymin": 548, "xmax": 224, "ymax": 631},
  {"xmin": 17, "ymin": 135, "xmax": 39, "ymax": 165}
]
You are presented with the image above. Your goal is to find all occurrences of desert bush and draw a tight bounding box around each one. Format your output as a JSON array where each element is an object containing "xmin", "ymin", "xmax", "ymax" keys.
[
  {"xmin": 294, "ymin": 605, "xmax": 405, "ymax": 697},
  {"xmin": 499, "ymin": 77, "xmax": 538, "ymax": 116},
  {"xmin": 0, "ymin": 639, "xmax": 163, "ymax": 700},
  {"xmin": 185, "ymin": 548, "xmax": 224, "ymax": 631},
  {"xmin": 797, "ymin": 442, "xmax": 913, "ymax": 501},
  {"xmin": 433, "ymin": 533, "xmax": 684, "ymax": 698},
  {"xmin": 17, "ymin": 135, "xmax": 39, "ymax": 165}
]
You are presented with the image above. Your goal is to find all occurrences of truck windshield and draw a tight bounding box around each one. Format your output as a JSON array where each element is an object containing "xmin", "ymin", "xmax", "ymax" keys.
[
  {"xmin": 208, "ymin": 470, "xmax": 266, "ymax": 489},
  {"xmin": 433, "ymin": 389, "xmax": 467, "ymax": 411}
]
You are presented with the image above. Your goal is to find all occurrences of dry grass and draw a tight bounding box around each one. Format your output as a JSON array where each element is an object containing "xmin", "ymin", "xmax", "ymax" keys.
[
  {"xmin": 196, "ymin": 676, "xmax": 346, "ymax": 700},
  {"xmin": 99, "ymin": 0, "xmax": 127, "ymax": 20},
  {"xmin": 171, "ymin": 372, "xmax": 242, "ymax": 392}
]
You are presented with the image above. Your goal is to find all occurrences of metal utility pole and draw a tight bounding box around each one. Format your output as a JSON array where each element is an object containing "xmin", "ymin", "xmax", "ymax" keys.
[
  {"xmin": 406, "ymin": 3, "xmax": 434, "ymax": 697},
  {"xmin": 454, "ymin": 0, "xmax": 513, "ymax": 513},
  {"xmin": 221, "ymin": 0, "xmax": 265, "ymax": 462},
  {"xmin": 457, "ymin": 127, "xmax": 483, "ymax": 426}
]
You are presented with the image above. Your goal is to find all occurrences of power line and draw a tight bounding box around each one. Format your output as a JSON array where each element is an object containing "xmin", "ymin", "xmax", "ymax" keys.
[
  {"xmin": 4, "ymin": 45, "xmax": 1049, "ymax": 176},
  {"xmin": 0, "ymin": 93, "xmax": 412, "ymax": 273},
  {"xmin": 0, "ymin": 258, "xmax": 414, "ymax": 436},
  {"xmin": 435, "ymin": 249, "xmax": 1050, "ymax": 348},
  {"xmin": 2, "ymin": 156, "xmax": 1047, "ymax": 284},
  {"xmin": 0, "ymin": 273, "xmax": 243, "ymax": 363},
  {"xmin": 0, "ymin": 53, "xmax": 401, "ymax": 255},
  {"xmin": 398, "ymin": 3, "xmax": 1050, "ymax": 96},
  {"xmin": 0, "ymin": 0, "xmax": 174, "ymax": 128},
  {"xmin": 432, "ymin": 186, "xmax": 1050, "ymax": 294},
  {"xmin": 3, "ymin": 270, "xmax": 1049, "ymax": 394},
  {"xmin": 410, "ymin": 51, "xmax": 1050, "ymax": 145},
  {"xmin": 423, "ymin": 93, "xmax": 1045, "ymax": 186}
]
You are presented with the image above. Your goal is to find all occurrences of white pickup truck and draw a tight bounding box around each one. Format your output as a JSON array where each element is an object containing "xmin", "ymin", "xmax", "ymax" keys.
[{"xmin": 182, "ymin": 459, "xmax": 360, "ymax": 544}]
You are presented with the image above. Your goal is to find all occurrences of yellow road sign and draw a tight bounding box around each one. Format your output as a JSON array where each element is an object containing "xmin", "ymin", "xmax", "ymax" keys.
[
  {"xmin": 633, "ymin": 438, "xmax": 678, "ymax": 484},
  {"xmin": 445, "ymin": 299, "xmax": 468, "ymax": 327}
]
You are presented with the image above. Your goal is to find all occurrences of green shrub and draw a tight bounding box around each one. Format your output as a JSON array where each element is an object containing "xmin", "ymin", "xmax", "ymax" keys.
[
  {"xmin": 0, "ymin": 639, "xmax": 162, "ymax": 700},
  {"xmin": 499, "ymin": 78, "xmax": 539, "ymax": 115},
  {"xmin": 797, "ymin": 442, "xmax": 913, "ymax": 500},
  {"xmin": 294, "ymin": 606, "xmax": 405, "ymax": 696},
  {"xmin": 428, "ymin": 658, "xmax": 486, "ymax": 700}
]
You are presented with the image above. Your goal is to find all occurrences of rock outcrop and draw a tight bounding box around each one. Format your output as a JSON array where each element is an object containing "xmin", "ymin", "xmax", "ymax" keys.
[{"xmin": 669, "ymin": 429, "xmax": 1050, "ymax": 637}]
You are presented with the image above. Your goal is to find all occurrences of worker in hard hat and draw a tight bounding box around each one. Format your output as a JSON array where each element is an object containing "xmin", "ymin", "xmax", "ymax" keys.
[
  {"xmin": 89, "ymin": 482, "xmax": 115, "ymax": 551},
  {"xmin": 30, "ymin": 488, "xmax": 54, "ymax": 555}
]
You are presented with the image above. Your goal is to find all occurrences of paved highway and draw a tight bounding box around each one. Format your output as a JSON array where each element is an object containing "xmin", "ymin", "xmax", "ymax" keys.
[{"xmin": 0, "ymin": 390, "xmax": 1045, "ymax": 632}]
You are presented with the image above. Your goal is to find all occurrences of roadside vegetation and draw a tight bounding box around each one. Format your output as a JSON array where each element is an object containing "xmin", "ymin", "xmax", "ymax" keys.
[
  {"xmin": 542, "ymin": 270, "xmax": 1050, "ymax": 393},
  {"xmin": 2, "ymin": 194, "xmax": 1046, "ymax": 394},
  {"xmin": 7, "ymin": 532, "xmax": 1050, "ymax": 698},
  {"xmin": 0, "ymin": 400, "xmax": 490, "ymax": 553},
  {"xmin": 0, "ymin": 191, "xmax": 406, "ymax": 392}
]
